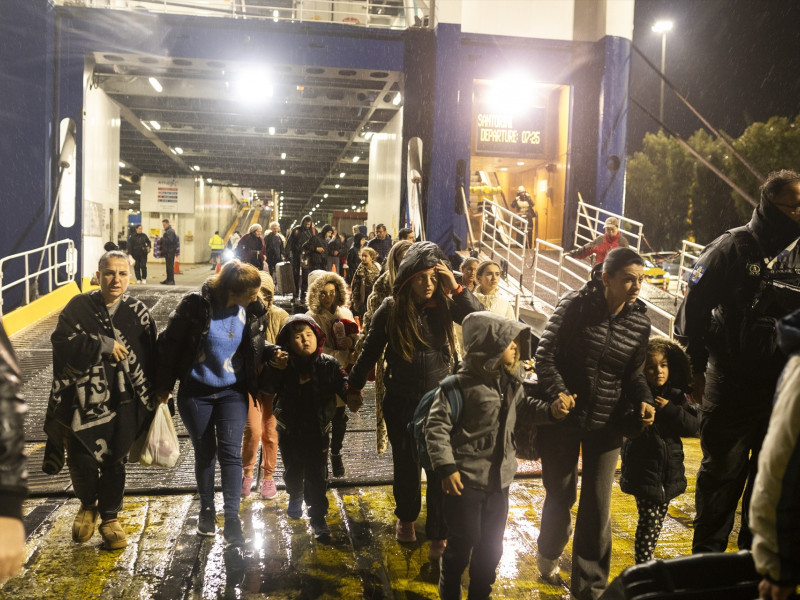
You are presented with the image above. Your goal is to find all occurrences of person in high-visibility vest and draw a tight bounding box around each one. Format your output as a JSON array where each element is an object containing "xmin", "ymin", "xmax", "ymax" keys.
[{"xmin": 208, "ymin": 231, "xmax": 225, "ymax": 269}]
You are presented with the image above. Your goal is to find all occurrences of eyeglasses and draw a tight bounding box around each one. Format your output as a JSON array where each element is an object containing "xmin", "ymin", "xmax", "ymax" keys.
[{"xmin": 773, "ymin": 201, "xmax": 800, "ymax": 216}]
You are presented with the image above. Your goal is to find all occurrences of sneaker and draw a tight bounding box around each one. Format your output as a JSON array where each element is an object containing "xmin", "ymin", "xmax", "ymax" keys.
[
  {"xmin": 98, "ymin": 519, "xmax": 127, "ymax": 550},
  {"xmin": 330, "ymin": 452, "xmax": 345, "ymax": 478},
  {"xmin": 197, "ymin": 507, "xmax": 216, "ymax": 537},
  {"xmin": 287, "ymin": 497, "xmax": 304, "ymax": 519},
  {"xmin": 141, "ymin": 279, "xmax": 146, "ymax": 285},
  {"xmin": 260, "ymin": 477, "xmax": 278, "ymax": 500},
  {"xmin": 395, "ymin": 520, "xmax": 416, "ymax": 543},
  {"xmin": 428, "ymin": 539, "xmax": 446, "ymax": 561},
  {"xmin": 311, "ymin": 517, "xmax": 331, "ymax": 541},
  {"xmin": 223, "ymin": 518, "xmax": 244, "ymax": 547},
  {"xmin": 72, "ymin": 505, "xmax": 99, "ymax": 543},
  {"xmin": 538, "ymin": 554, "xmax": 563, "ymax": 584},
  {"xmin": 241, "ymin": 474, "xmax": 254, "ymax": 498}
]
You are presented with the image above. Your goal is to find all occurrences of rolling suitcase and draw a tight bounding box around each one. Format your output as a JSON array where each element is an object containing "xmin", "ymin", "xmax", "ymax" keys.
[
  {"xmin": 599, "ymin": 550, "xmax": 760, "ymax": 600},
  {"xmin": 274, "ymin": 261, "xmax": 295, "ymax": 296}
]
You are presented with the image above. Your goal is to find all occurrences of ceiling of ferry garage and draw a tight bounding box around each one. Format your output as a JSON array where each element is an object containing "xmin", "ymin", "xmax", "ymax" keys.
[{"xmin": 93, "ymin": 52, "xmax": 403, "ymax": 225}]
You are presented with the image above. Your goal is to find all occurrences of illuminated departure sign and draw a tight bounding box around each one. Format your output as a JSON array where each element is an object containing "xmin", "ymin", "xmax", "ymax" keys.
[{"xmin": 473, "ymin": 104, "xmax": 546, "ymax": 158}]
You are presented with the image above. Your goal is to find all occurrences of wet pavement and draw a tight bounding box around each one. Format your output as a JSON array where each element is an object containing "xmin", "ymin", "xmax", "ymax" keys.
[{"xmin": 2, "ymin": 263, "xmax": 739, "ymax": 599}]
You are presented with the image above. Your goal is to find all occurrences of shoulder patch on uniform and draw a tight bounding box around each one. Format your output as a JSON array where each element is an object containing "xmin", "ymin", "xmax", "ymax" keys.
[
  {"xmin": 690, "ymin": 264, "xmax": 706, "ymax": 283},
  {"xmin": 746, "ymin": 262, "xmax": 761, "ymax": 276}
]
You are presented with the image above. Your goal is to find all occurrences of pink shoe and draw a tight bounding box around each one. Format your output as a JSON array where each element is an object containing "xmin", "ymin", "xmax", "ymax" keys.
[
  {"xmin": 260, "ymin": 477, "xmax": 277, "ymax": 500},
  {"xmin": 429, "ymin": 539, "xmax": 446, "ymax": 561},
  {"xmin": 241, "ymin": 474, "xmax": 254, "ymax": 497},
  {"xmin": 395, "ymin": 520, "xmax": 416, "ymax": 542}
]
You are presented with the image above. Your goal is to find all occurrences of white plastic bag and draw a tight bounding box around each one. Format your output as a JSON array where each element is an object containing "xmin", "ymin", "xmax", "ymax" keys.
[{"xmin": 140, "ymin": 404, "xmax": 180, "ymax": 468}]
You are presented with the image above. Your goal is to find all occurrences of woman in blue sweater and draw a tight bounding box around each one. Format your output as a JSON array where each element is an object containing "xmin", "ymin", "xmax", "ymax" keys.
[{"xmin": 155, "ymin": 261, "xmax": 267, "ymax": 560}]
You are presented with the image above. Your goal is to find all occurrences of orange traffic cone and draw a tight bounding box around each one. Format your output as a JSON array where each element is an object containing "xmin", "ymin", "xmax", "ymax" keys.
[
  {"xmin": 174, "ymin": 259, "xmax": 182, "ymax": 274},
  {"xmin": 331, "ymin": 262, "xmax": 337, "ymax": 274},
  {"xmin": 215, "ymin": 260, "xmax": 221, "ymax": 274}
]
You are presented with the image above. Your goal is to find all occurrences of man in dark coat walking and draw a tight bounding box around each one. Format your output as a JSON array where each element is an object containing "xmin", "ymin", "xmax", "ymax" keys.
[{"xmin": 160, "ymin": 219, "xmax": 179, "ymax": 285}]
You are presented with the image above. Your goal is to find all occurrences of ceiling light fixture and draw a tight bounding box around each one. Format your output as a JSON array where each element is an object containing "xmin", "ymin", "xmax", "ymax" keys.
[
  {"xmin": 149, "ymin": 120, "xmax": 161, "ymax": 130},
  {"xmin": 281, "ymin": 152, "xmax": 286, "ymax": 159},
  {"xmin": 193, "ymin": 165, "xmax": 200, "ymax": 171},
  {"xmin": 118, "ymin": 161, "xmax": 125, "ymax": 168},
  {"xmin": 135, "ymin": 190, "xmax": 141, "ymax": 195},
  {"xmin": 269, "ymin": 127, "xmax": 276, "ymax": 135},
  {"xmin": 128, "ymin": 199, "xmax": 134, "ymax": 204},
  {"xmin": 148, "ymin": 77, "xmax": 163, "ymax": 93},
  {"xmin": 140, "ymin": 121, "xmax": 151, "ymax": 131},
  {"xmin": 174, "ymin": 147, "xmax": 183, "ymax": 155},
  {"xmin": 323, "ymin": 193, "xmax": 328, "ymax": 198},
  {"xmin": 360, "ymin": 199, "xmax": 365, "ymax": 204},
  {"xmin": 272, "ymin": 9, "xmax": 279, "ymax": 22},
  {"xmin": 280, "ymin": 169, "xmax": 285, "ymax": 175},
  {"xmin": 334, "ymin": 184, "xmax": 340, "ymax": 189},
  {"xmin": 352, "ymin": 156, "xmax": 360, "ymax": 163},
  {"xmin": 393, "ymin": 92, "xmax": 402, "ymax": 106},
  {"xmin": 206, "ymin": 178, "xmax": 212, "ymax": 183},
  {"xmin": 339, "ymin": 172, "xmax": 345, "ymax": 178}
]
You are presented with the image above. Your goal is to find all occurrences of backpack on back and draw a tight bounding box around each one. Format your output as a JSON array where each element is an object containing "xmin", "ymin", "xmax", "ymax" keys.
[{"xmin": 408, "ymin": 375, "xmax": 462, "ymax": 471}]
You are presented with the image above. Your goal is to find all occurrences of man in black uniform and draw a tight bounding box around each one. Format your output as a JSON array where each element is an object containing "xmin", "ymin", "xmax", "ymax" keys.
[{"xmin": 675, "ymin": 169, "xmax": 800, "ymax": 553}]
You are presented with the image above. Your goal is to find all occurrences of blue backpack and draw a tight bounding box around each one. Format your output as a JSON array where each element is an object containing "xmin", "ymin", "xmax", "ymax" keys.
[{"xmin": 408, "ymin": 375, "xmax": 462, "ymax": 471}]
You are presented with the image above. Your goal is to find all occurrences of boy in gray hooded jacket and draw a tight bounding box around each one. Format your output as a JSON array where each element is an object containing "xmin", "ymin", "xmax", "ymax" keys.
[{"xmin": 426, "ymin": 312, "xmax": 545, "ymax": 600}]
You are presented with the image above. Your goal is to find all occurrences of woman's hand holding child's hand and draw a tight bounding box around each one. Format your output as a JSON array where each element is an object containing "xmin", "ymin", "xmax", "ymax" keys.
[
  {"xmin": 551, "ymin": 392, "xmax": 576, "ymax": 420},
  {"xmin": 442, "ymin": 471, "xmax": 464, "ymax": 496},
  {"xmin": 640, "ymin": 403, "xmax": 656, "ymax": 426},
  {"xmin": 270, "ymin": 350, "xmax": 289, "ymax": 370},
  {"xmin": 345, "ymin": 391, "xmax": 363, "ymax": 413}
]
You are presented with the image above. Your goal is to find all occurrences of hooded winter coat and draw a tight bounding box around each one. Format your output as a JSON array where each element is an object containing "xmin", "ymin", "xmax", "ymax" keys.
[
  {"xmin": 305, "ymin": 270, "xmax": 357, "ymax": 368},
  {"xmin": 155, "ymin": 282, "xmax": 268, "ymax": 399},
  {"xmin": 259, "ymin": 314, "xmax": 348, "ymax": 436},
  {"xmin": 306, "ymin": 226, "xmax": 331, "ymax": 271},
  {"xmin": 750, "ymin": 308, "xmax": 800, "ymax": 588},
  {"xmin": 620, "ymin": 337, "xmax": 700, "ymax": 503},
  {"xmin": 535, "ymin": 272, "xmax": 653, "ymax": 431},
  {"xmin": 288, "ymin": 216, "xmax": 315, "ymax": 262},
  {"xmin": 426, "ymin": 312, "xmax": 545, "ymax": 491},
  {"xmin": 348, "ymin": 242, "xmax": 483, "ymax": 401}
]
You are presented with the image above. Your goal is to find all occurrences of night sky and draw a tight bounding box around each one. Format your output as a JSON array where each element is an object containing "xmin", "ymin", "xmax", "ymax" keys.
[{"xmin": 628, "ymin": 0, "xmax": 800, "ymax": 151}]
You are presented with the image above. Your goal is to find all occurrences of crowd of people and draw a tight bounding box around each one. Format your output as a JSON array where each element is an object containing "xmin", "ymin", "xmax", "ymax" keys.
[{"xmin": 1, "ymin": 171, "xmax": 799, "ymax": 600}]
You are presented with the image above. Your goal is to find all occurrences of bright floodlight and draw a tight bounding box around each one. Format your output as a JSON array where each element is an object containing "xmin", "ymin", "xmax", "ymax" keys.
[
  {"xmin": 652, "ymin": 20, "xmax": 673, "ymax": 33},
  {"xmin": 234, "ymin": 66, "xmax": 272, "ymax": 105},
  {"xmin": 148, "ymin": 77, "xmax": 163, "ymax": 93}
]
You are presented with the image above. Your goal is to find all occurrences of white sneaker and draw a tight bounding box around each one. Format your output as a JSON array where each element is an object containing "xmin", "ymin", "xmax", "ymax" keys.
[{"xmin": 141, "ymin": 279, "xmax": 147, "ymax": 284}]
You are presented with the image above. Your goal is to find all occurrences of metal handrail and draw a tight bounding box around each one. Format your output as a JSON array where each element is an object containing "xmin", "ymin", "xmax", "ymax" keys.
[
  {"xmin": 679, "ymin": 239, "xmax": 706, "ymax": 295},
  {"xmin": 0, "ymin": 240, "xmax": 77, "ymax": 316},
  {"xmin": 479, "ymin": 199, "xmax": 529, "ymax": 297},
  {"xmin": 530, "ymin": 237, "xmax": 676, "ymax": 338},
  {"xmin": 55, "ymin": 0, "xmax": 432, "ymax": 29},
  {"xmin": 574, "ymin": 200, "xmax": 643, "ymax": 253}
]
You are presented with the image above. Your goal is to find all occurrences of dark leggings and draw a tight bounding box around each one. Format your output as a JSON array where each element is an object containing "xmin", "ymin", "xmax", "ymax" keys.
[
  {"xmin": 133, "ymin": 255, "xmax": 148, "ymax": 281},
  {"xmin": 66, "ymin": 437, "xmax": 126, "ymax": 521}
]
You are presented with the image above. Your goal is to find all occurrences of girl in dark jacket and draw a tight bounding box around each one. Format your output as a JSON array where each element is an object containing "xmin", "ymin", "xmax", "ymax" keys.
[
  {"xmin": 346, "ymin": 232, "xmax": 365, "ymax": 285},
  {"xmin": 534, "ymin": 247, "xmax": 656, "ymax": 600},
  {"xmin": 620, "ymin": 337, "xmax": 699, "ymax": 564},
  {"xmin": 347, "ymin": 241, "xmax": 483, "ymax": 560},
  {"xmin": 155, "ymin": 261, "xmax": 267, "ymax": 559}
]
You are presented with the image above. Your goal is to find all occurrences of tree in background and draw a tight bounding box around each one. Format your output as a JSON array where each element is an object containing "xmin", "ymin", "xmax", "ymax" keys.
[
  {"xmin": 626, "ymin": 114, "xmax": 800, "ymax": 249},
  {"xmin": 625, "ymin": 131, "xmax": 694, "ymax": 250}
]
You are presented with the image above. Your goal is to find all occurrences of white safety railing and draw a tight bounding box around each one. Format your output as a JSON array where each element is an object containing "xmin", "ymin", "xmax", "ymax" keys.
[
  {"xmin": 678, "ymin": 240, "xmax": 706, "ymax": 296},
  {"xmin": 478, "ymin": 199, "xmax": 529, "ymax": 315},
  {"xmin": 530, "ymin": 237, "xmax": 676, "ymax": 339},
  {"xmin": 574, "ymin": 200, "xmax": 643, "ymax": 254},
  {"xmin": 56, "ymin": 0, "xmax": 432, "ymax": 29},
  {"xmin": 0, "ymin": 240, "xmax": 77, "ymax": 316}
]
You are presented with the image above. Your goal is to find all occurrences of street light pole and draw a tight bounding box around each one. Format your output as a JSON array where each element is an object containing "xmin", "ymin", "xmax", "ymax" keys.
[{"xmin": 652, "ymin": 20, "xmax": 673, "ymax": 125}]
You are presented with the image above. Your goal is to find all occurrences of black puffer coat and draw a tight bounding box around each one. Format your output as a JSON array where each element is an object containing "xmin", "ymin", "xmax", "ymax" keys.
[
  {"xmin": 259, "ymin": 314, "xmax": 348, "ymax": 436},
  {"xmin": 620, "ymin": 384, "xmax": 699, "ymax": 503},
  {"xmin": 535, "ymin": 274, "xmax": 653, "ymax": 430},
  {"xmin": 348, "ymin": 241, "xmax": 483, "ymax": 405},
  {"xmin": 155, "ymin": 282, "xmax": 268, "ymax": 399}
]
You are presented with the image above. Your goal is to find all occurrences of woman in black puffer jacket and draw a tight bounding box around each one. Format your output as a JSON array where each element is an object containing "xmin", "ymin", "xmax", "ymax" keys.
[
  {"xmin": 534, "ymin": 247, "xmax": 656, "ymax": 600},
  {"xmin": 347, "ymin": 241, "xmax": 483, "ymax": 560}
]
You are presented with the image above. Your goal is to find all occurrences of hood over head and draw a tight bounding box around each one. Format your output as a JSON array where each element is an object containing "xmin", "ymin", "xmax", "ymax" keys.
[
  {"xmin": 320, "ymin": 224, "xmax": 334, "ymax": 239},
  {"xmin": 778, "ymin": 308, "xmax": 800, "ymax": 357},
  {"xmin": 750, "ymin": 197, "xmax": 800, "ymax": 257},
  {"xmin": 461, "ymin": 311, "xmax": 531, "ymax": 373},
  {"xmin": 259, "ymin": 271, "xmax": 275, "ymax": 306},
  {"xmin": 647, "ymin": 336, "xmax": 692, "ymax": 391},
  {"xmin": 306, "ymin": 269, "xmax": 348, "ymax": 313},
  {"xmin": 300, "ymin": 215, "xmax": 313, "ymax": 228},
  {"xmin": 276, "ymin": 314, "xmax": 325, "ymax": 357},
  {"xmin": 393, "ymin": 241, "xmax": 451, "ymax": 296}
]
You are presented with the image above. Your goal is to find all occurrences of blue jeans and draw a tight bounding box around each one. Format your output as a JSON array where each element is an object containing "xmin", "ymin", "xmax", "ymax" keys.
[{"xmin": 178, "ymin": 385, "xmax": 249, "ymax": 524}]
